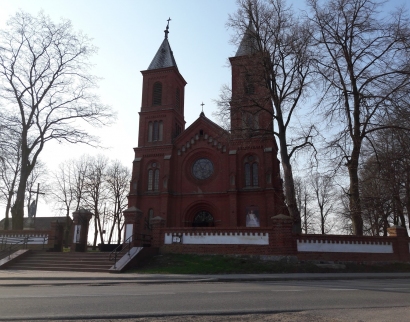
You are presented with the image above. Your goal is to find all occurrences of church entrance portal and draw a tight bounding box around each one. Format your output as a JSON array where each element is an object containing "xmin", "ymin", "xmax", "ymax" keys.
[{"xmin": 192, "ymin": 211, "xmax": 214, "ymax": 227}]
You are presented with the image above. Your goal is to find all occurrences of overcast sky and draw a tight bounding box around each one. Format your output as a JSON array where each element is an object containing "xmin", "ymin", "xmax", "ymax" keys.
[{"xmin": 0, "ymin": 0, "xmax": 408, "ymax": 219}]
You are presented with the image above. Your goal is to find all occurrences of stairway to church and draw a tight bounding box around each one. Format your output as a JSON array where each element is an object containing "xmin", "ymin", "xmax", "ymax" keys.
[{"xmin": 5, "ymin": 251, "xmax": 115, "ymax": 272}]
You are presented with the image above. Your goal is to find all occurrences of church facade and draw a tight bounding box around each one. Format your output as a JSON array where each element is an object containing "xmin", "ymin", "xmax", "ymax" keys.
[{"xmin": 126, "ymin": 22, "xmax": 287, "ymax": 237}]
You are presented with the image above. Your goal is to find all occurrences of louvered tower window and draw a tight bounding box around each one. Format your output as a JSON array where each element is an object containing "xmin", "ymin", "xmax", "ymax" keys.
[
  {"xmin": 244, "ymin": 74, "xmax": 255, "ymax": 95},
  {"xmin": 244, "ymin": 155, "xmax": 259, "ymax": 187},
  {"xmin": 153, "ymin": 82, "xmax": 162, "ymax": 106},
  {"xmin": 148, "ymin": 121, "xmax": 163, "ymax": 142},
  {"xmin": 148, "ymin": 162, "xmax": 160, "ymax": 191}
]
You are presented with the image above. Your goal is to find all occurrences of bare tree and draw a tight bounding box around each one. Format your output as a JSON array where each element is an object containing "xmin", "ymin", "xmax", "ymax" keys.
[
  {"xmin": 360, "ymin": 156, "xmax": 393, "ymax": 236},
  {"xmin": 0, "ymin": 124, "xmax": 21, "ymax": 230},
  {"xmin": 51, "ymin": 160, "xmax": 77, "ymax": 246},
  {"xmin": 360, "ymin": 124, "xmax": 410, "ymax": 235},
  {"xmin": 308, "ymin": 0, "xmax": 410, "ymax": 235},
  {"xmin": 220, "ymin": 0, "xmax": 316, "ymax": 233},
  {"xmin": 105, "ymin": 160, "xmax": 130, "ymax": 244},
  {"xmin": 294, "ymin": 176, "xmax": 315, "ymax": 234},
  {"xmin": 310, "ymin": 173, "xmax": 335, "ymax": 234},
  {"xmin": 82, "ymin": 155, "xmax": 108, "ymax": 249},
  {"xmin": 0, "ymin": 11, "xmax": 114, "ymax": 230}
]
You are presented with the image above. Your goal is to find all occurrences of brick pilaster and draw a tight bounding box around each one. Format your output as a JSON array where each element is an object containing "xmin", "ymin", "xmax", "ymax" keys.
[{"xmin": 388, "ymin": 225, "xmax": 410, "ymax": 261}]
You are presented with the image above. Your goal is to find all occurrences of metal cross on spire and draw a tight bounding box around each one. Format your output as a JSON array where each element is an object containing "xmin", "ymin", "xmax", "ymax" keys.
[
  {"xmin": 201, "ymin": 102, "xmax": 205, "ymax": 113},
  {"xmin": 164, "ymin": 17, "xmax": 171, "ymax": 39}
]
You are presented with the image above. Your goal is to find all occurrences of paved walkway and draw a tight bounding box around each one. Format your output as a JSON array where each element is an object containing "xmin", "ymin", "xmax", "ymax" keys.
[{"xmin": 0, "ymin": 270, "xmax": 409, "ymax": 286}]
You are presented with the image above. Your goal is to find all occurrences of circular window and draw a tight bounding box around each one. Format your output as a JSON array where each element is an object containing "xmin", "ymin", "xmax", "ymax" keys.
[{"xmin": 192, "ymin": 158, "xmax": 214, "ymax": 180}]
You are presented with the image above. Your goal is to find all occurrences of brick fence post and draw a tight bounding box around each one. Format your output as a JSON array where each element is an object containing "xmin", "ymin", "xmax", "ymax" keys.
[
  {"xmin": 123, "ymin": 206, "xmax": 143, "ymax": 247},
  {"xmin": 270, "ymin": 214, "xmax": 297, "ymax": 255},
  {"xmin": 150, "ymin": 216, "xmax": 166, "ymax": 248},
  {"xmin": 49, "ymin": 221, "xmax": 64, "ymax": 252},
  {"xmin": 387, "ymin": 225, "xmax": 410, "ymax": 261},
  {"xmin": 70, "ymin": 209, "xmax": 93, "ymax": 252}
]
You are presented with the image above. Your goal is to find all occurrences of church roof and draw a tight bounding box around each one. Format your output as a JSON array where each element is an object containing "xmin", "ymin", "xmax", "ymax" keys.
[
  {"xmin": 235, "ymin": 21, "xmax": 258, "ymax": 57},
  {"xmin": 147, "ymin": 21, "xmax": 178, "ymax": 70}
]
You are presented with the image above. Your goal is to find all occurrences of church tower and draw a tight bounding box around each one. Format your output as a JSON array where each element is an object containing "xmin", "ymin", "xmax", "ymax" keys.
[
  {"xmin": 229, "ymin": 21, "xmax": 274, "ymax": 138},
  {"xmin": 127, "ymin": 21, "xmax": 186, "ymax": 215},
  {"xmin": 138, "ymin": 20, "xmax": 187, "ymax": 147}
]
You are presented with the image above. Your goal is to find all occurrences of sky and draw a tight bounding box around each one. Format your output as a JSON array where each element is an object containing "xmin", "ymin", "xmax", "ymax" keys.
[{"xmin": 0, "ymin": 0, "xmax": 408, "ymax": 220}]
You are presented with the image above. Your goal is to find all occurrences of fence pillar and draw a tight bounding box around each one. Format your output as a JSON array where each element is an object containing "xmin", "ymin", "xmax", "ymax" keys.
[
  {"xmin": 123, "ymin": 206, "xmax": 143, "ymax": 247},
  {"xmin": 150, "ymin": 216, "xmax": 166, "ymax": 248},
  {"xmin": 270, "ymin": 214, "xmax": 297, "ymax": 255},
  {"xmin": 70, "ymin": 209, "xmax": 93, "ymax": 252},
  {"xmin": 388, "ymin": 225, "xmax": 410, "ymax": 261},
  {"xmin": 49, "ymin": 221, "xmax": 64, "ymax": 252}
]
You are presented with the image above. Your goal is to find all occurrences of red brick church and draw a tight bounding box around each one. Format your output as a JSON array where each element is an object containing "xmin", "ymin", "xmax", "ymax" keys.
[{"xmin": 125, "ymin": 21, "xmax": 287, "ymax": 241}]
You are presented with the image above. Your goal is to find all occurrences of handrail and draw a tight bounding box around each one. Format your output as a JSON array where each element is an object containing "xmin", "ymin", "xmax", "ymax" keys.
[
  {"xmin": 0, "ymin": 235, "xmax": 50, "ymax": 257},
  {"xmin": 108, "ymin": 234, "xmax": 134, "ymax": 269},
  {"xmin": 108, "ymin": 233, "xmax": 153, "ymax": 269},
  {"xmin": 0, "ymin": 236, "xmax": 30, "ymax": 261}
]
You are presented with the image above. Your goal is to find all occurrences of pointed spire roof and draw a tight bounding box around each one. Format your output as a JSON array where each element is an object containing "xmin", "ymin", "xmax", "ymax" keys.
[
  {"xmin": 235, "ymin": 20, "xmax": 258, "ymax": 57},
  {"xmin": 147, "ymin": 18, "xmax": 178, "ymax": 70}
]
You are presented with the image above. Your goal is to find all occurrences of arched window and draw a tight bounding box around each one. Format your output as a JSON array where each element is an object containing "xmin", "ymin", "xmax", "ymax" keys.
[
  {"xmin": 148, "ymin": 169, "xmax": 153, "ymax": 190},
  {"xmin": 244, "ymin": 155, "xmax": 258, "ymax": 187},
  {"xmin": 158, "ymin": 121, "xmax": 163, "ymax": 141},
  {"xmin": 193, "ymin": 211, "xmax": 214, "ymax": 227},
  {"xmin": 147, "ymin": 162, "xmax": 160, "ymax": 191},
  {"xmin": 244, "ymin": 74, "xmax": 255, "ymax": 95},
  {"xmin": 245, "ymin": 163, "xmax": 251, "ymax": 186},
  {"xmin": 153, "ymin": 121, "xmax": 159, "ymax": 141},
  {"xmin": 152, "ymin": 82, "xmax": 162, "ymax": 106},
  {"xmin": 174, "ymin": 123, "xmax": 182, "ymax": 138},
  {"xmin": 148, "ymin": 122, "xmax": 153, "ymax": 142},
  {"xmin": 148, "ymin": 120, "xmax": 163, "ymax": 142},
  {"xmin": 154, "ymin": 169, "xmax": 159, "ymax": 190},
  {"xmin": 242, "ymin": 112, "xmax": 259, "ymax": 130}
]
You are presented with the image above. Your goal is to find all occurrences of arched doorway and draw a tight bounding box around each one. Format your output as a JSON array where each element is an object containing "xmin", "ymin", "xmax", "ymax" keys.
[{"xmin": 192, "ymin": 211, "xmax": 214, "ymax": 227}]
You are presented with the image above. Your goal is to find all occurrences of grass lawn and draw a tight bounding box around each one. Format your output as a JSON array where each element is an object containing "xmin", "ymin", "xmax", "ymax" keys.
[{"xmin": 128, "ymin": 253, "xmax": 410, "ymax": 274}]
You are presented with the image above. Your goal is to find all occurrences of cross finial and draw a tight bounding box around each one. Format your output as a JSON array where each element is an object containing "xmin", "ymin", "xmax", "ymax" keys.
[
  {"xmin": 201, "ymin": 102, "xmax": 205, "ymax": 113},
  {"xmin": 164, "ymin": 17, "xmax": 171, "ymax": 39}
]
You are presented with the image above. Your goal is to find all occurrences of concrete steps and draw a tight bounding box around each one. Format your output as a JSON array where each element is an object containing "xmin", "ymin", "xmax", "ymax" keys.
[{"xmin": 5, "ymin": 251, "xmax": 115, "ymax": 272}]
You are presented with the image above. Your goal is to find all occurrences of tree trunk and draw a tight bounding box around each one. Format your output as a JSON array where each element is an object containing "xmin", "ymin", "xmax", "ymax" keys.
[
  {"xmin": 280, "ymin": 148, "xmax": 301, "ymax": 233},
  {"xmin": 320, "ymin": 206, "xmax": 325, "ymax": 235},
  {"xmin": 10, "ymin": 131, "xmax": 36, "ymax": 230},
  {"xmin": 303, "ymin": 195, "xmax": 308, "ymax": 234},
  {"xmin": 347, "ymin": 148, "xmax": 363, "ymax": 235},
  {"xmin": 4, "ymin": 190, "xmax": 15, "ymax": 230},
  {"xmin": 64, "ymin": 207, "xmax": 71, "ymax": 248},
  {"xmin": 92, "ymin": 215, "xmax": 98, "ymax": 250},
  {"xmin": 10, "ymin": 156, "xmax": 30, "ymax": 230},
  {"xmin": 405, "ymin": 170, "xmax": 410, "ymax": 230}
]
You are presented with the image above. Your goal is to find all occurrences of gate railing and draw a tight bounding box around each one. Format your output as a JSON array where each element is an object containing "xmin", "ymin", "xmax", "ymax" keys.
[{"xmin": 108, "ymin": 233, "xmax": 152, "ymax": 269}]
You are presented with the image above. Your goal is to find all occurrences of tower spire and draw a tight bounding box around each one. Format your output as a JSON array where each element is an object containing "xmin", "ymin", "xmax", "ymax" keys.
[
  {"xmin": 164, "ymin": 17, "xmax": 171, "ymax": 39},
  {"xmin": 148, "ymin": 18, "xmax": 178, "ymax": 70}
]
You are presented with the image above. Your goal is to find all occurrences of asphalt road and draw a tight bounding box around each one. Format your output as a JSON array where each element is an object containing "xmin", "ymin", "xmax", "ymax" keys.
[{"xmin": 1, "ymin": 279, "xmax": 410, "ymax": 321}]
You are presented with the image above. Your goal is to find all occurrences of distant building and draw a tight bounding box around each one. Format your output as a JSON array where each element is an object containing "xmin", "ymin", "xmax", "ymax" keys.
[
  {"xmin": 126, "ymin": 21, "xmax": 287, "ymax": 233},
  {"xmin": 0, "ymin": 217, "xmax": 70, "ymax": 231}
]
